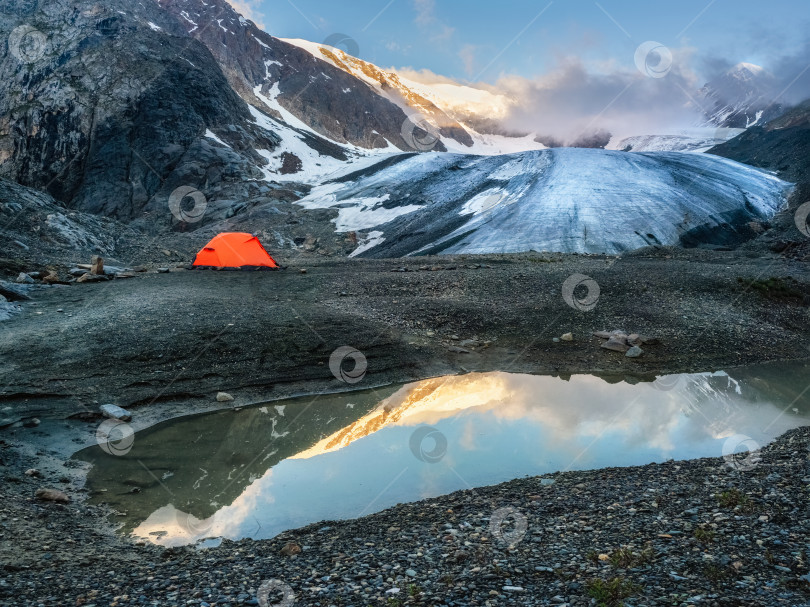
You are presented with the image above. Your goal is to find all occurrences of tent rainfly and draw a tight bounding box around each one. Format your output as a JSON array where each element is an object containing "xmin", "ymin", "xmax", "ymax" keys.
[{"xmin": 193, "ymin": 233, "xmax": 279, "ymax": 269}]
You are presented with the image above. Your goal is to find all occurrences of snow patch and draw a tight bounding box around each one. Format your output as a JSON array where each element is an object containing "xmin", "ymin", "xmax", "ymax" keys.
[{"xmin": 204, "ymin": 129, "xmax": 230, "ymax": 148}]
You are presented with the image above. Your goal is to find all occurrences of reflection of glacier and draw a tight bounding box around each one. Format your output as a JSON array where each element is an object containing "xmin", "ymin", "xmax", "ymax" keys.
[{"xmin": 77, "ymin": 363, "xmax": 810, "ymax": 547}]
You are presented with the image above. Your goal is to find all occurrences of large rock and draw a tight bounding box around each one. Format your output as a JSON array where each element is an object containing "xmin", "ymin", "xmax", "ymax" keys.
[
  {"xmin": 90, "ymin": 256, "xmax": 104, "ymax": 275},
  {"xmin": 601, "ymin": 336, "xmax": 630, "ymax": 353},
  {"xmin": 35, "ymin": 488, "xmax": 70, "ymax": 503},
  {"xmin": 100, "ymin": 403, "xmax": 132, "ymax": 421}
]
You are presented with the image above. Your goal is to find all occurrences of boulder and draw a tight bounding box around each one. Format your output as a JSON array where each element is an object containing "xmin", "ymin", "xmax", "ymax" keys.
[
  {"xmin": 626, "ymin": 346, "xmax": 644, "ymax": 358},
  {"xmin": 76, "ymin": 273, "xmax": 107, "ymax": 283},
  {"xmin": 100, "ymin": 404, "xmax": 132, "ymax": 421},
  {"xmin": 35, "ymin": 488, "xmax": 70, "ymax": 503},
  {"xmin": 15, "ymin": 272, "xmax": 34, "ymax": 284},
  {"xmin": 561, "ymin": 332, "xmax": 573, "ymax": 341},
  {"xmin": 90, "ymin": 255, "xmax": 104, "ymax": 275},
  {"xmin": 601, "ymin": 336, "xmax": 630, "ymax": 352},
  {"xmin": 216, "ymin": 392, "xmax": 234, "ymax": 402},
  {"xmin": 280, "ymin": 542, "xmax": 302, "ymax": 556}
]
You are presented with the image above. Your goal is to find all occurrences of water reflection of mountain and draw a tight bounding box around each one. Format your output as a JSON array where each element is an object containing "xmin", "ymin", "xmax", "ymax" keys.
[
  {"xmin": 75, "ymin": 360, "xmax": 810, "ymax": 543},
  {"xmin": 76, "ymin": 387, "xmax": 398, "ymax": 534}
]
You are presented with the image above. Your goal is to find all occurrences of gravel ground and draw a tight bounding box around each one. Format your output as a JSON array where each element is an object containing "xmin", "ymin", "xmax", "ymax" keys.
[
  {"xmin": 1, "ymin": 426, "xmax": 809, "ymax": 606},
  {"xmin": 1, "ymin": 247, "xmax": 809, "ymax": 606},
  {"xmin": 2, "ymin": 247, "xmax": 809, "ymax": 429}
]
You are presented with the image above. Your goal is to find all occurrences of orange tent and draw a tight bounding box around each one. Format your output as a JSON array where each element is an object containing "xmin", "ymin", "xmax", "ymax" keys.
[{"xmin": 193, "ymin": 233, "xmax": 279, "ymax": 269}]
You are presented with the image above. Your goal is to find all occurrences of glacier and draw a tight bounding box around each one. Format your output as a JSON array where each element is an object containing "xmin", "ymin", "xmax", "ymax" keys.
[{"xmin": 295, "ymin": 148, "xmax": 792, "ymax": 257}]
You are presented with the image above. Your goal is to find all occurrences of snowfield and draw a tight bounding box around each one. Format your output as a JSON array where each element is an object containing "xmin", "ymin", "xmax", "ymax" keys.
[{"xmin": 295, "ymin": 148, "xmax": 792, "ymax": 257}]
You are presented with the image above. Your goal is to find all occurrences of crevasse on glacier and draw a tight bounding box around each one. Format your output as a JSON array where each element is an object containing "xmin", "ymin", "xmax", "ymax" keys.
[{"xmin": 296, "ymin": 148, "xmax": 792, "ymax": 257}]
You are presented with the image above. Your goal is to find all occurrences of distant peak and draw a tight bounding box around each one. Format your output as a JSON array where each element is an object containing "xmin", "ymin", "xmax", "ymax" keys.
[{"xmin": 729, "ymin": 62, "xmax": 766, "ymax": 77}]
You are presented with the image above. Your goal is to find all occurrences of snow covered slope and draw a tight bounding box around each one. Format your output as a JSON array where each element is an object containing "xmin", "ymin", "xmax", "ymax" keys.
[
  {"xmin": 296, "ymin": 148, "xmax": 792, "ymax": 257},
  {"xmin": 608, "ymin": 128, "xmax": 745, "ymax": 153},
  {"xmin": 697, "ymin": 63, "xmax": 784, "ymax": 128},
  {"xmin": 281, "ymin": 38, "xmax": 544, "ymax": 156}
]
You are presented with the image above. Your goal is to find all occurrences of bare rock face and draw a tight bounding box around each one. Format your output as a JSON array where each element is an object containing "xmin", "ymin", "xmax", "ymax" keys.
[{"xmin": 0, "ymin": 0, "xmax": 280, "ymax": 224}]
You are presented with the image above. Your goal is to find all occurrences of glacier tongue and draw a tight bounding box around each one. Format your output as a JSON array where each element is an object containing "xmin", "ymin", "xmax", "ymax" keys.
[{"xmin": 296, "ymin": 148, "xmax": 792, "ymax": 257}]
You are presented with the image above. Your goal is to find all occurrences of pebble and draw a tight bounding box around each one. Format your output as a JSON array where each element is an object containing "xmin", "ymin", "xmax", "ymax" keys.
[{"xmin": 216, "ymin": 392, "xmax": 234, "ymax": 402}]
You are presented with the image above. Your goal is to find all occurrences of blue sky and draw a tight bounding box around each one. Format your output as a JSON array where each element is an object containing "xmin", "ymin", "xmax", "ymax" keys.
[{"xmin": 235, "ymin": 0, "xmax": 808, "ymax": 84}]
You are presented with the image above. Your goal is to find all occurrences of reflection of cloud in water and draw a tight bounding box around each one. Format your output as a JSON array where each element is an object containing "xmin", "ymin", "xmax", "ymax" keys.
[
  {"xmin": 121, "ymin": 366, "xmax": 810, "ymax": 546},
  {"xmin": 292, "ymin": 372, "xmax": 755, "ymax": 461}
]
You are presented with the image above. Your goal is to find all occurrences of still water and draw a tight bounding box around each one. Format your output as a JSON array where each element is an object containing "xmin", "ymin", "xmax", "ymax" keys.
[{"xmin": 75, "ymin": 362, "xmax": 810, "ymax": 546}]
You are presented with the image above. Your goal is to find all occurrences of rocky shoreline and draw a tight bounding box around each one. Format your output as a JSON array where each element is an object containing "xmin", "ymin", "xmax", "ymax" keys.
[{"xmin": 1, "ymin": 424, "xmax": 808, "ymax": 606}]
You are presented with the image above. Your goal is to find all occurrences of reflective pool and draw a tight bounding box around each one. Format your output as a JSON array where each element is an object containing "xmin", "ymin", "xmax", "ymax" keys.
[{"xmin": 75, "ymin": 362, "xmax": 810, "ymax": 546}]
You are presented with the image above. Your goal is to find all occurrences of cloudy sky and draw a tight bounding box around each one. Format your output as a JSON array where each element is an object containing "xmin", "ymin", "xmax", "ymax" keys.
[
  {"xmin": 236, "ymin": 0, "xmax": 807, "ymax": 84},
  {"xmin": 231, "ymin": 0, "xmax": 809, "ymax": 139}
]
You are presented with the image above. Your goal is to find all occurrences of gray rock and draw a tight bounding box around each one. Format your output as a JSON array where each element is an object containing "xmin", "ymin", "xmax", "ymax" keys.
[
  {"xmin": 15, "ymin": 273, "xmax": 34, "ymax": 284},
  {"xmin": 216, "ymin": 392, "xmax": 235, "ymax": 402},
  {"xmin": 35, "ymin": 488, "xmax": 70, "ymax": 503},
  {"xmin": 601, "ymin": 336, "xmax": 630, "ymax": 352},
  {"xmin": 100, "ymin": 404, "xmax": 132, "ymax": 422},
  {"xmin": 626, "ymin": 345, "xmax": 644, "ymax": 358}
]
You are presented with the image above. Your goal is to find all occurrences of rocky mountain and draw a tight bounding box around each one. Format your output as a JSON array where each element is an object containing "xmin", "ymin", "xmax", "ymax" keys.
[
  {"xmin": 281, "ymin": 38, "xmax": 548, "ymax": 155},
  {"xmin": 0, "ymin": 0, "xmax": 439, "ymax": 233},
  {"xmin": 294, "ymin": 148, "xmax": 792, "ymax": 257},
  {"xmin": 697, "ymin": 63, "xmax": 785, "ymax": 128},
  {"xmin": 155, "ymin": 0, "xmax": 424, "ymax": 152},
  {"xmin": 708, "ymin": 99, "xmax": 810, "ymax": 255}
]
